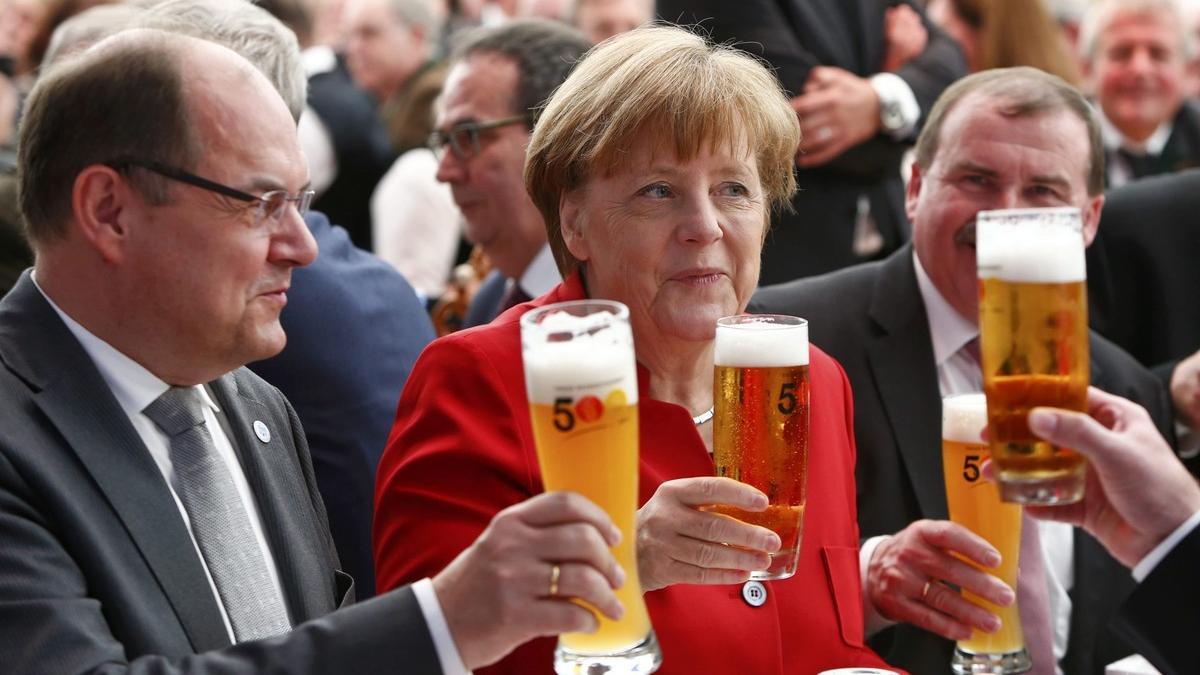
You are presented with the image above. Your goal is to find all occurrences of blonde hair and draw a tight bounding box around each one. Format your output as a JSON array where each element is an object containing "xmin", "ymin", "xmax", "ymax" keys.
[{"xmin": 525, "ymin": 24, "xmax": 801, "ymax": 277}]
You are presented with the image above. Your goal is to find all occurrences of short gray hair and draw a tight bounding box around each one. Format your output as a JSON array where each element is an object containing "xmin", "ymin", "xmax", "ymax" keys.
[
  {"xmin": 387, "ymin": 0, "xmax": 440, "ymax": 37},
  {"xmin": 137, "ymin": 0, "xmax": 307, "ymax": 121},
  {"xmin": 1079, "ymin": 0, "xmax": 1197, "ymax": 61},
  {"xmin": 43, "ymin": 4, "xmax": 146, "ymax": 67}
]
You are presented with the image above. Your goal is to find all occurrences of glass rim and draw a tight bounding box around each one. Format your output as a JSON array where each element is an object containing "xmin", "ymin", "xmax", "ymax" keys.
[
  {"xmin": 716, "ymin": 313, "xmax": 808, "ymax": 329},
  {"xmin": 975, "ymin": 206, "xmax": 1082, "ymax": 226},
  {"xmin": 519, "ymin": 298, "xmax": 630, "ymax": 330}
]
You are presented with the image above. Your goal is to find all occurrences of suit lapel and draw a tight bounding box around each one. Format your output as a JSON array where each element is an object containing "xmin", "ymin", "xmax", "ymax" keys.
[
  {"xmin": 0, "ymin": 274, "xmax": 231, "ymax": 652},
  {"xmin": 209, "ymin": 373, "xmax": 336, "ymax": 624},
  {"xmin": 789, "ymin": 0, "xmax": 854, "ymax": 69},
  {"xmin": 864, "ymin": 250, "xmax": 949, "ymax": 519}
]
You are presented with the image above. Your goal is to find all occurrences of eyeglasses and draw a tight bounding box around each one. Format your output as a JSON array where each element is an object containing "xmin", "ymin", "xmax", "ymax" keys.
[
  {"xmin": 427, "ymin": 114, "xmax": 531, "ymax": 161},
  {"xmin": 107, "ymin": 158, "xmax": 315, "ymax": 227}
]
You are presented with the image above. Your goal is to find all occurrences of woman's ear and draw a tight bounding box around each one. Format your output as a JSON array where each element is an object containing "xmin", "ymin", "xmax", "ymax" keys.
[{"xmin": 559, "ymin": 190, "xmax": 590, "ymax": 262}]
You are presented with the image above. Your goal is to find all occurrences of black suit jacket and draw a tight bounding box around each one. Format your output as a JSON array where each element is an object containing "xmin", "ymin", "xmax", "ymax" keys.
[
  {"xmin": 250, "ymin": 211, "xmax": 434, "ymax": 599},
  {"xmin": 658, "ymin": 0, "xmax": 966, "ymax": 282},
  {"xmin": 1088, "ymin": 168, "xmax": 1200, "ymax": 387},
  {"xmin": 752, "ymin": 246, "xmax": 1175, "ymax": 674},
  {"xmin": 0, "ymin": 272, "xmax": 440, "ymax": 673},
  {"xmin": 1115, "ymin": 524, "xmax": 1200, "ymax": 675}
]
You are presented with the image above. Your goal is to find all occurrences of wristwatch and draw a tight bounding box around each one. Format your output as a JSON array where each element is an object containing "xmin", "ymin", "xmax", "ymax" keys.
[{"xmin": 879, "ymin": 94, "xmax": 906, "ymax": 134}]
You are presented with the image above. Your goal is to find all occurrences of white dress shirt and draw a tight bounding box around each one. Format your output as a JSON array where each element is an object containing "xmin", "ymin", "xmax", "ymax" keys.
[
  {"xmin": 1098, "ymin": 109, "xmax": 1173, "ymax": 189},
  {"xmin": 861, "ymin": 254, "xmax": 1073, "ymax": 674},
  {"xmin": 514, "ymin": 243, "xmax": 561, "ymax": 300},
  {"xmin": 32, "ymin": 275, "xmax": 471, "ymax": 672}
]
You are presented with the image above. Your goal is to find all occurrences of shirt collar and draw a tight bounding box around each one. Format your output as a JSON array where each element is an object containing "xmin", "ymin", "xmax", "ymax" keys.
[
  {"xmin": 912, "ymin": 251, "xmax": 978, "ymax": 368},
  {"xmin": 1098, "ymin": 108, "xmax": 1173, "ymax": 155},
  {"xmin": 518, "ymin": 243, "xmax": 561, "ymax": 299},
  {"xmin": 30, "ymin": 272, "xmax": 220, "ymax": 419},
  {"xmin": 301, "ymin": 45, "xmax": 337, "ymax": 78}
]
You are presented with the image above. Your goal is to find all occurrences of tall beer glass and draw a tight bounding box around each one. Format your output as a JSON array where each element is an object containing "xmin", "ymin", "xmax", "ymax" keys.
[
  {"xmin": 942, "ymin": 394, "xmax": 1031, "ymax": 674},
  {"xmin": 977, "ymin": 207, "xmax": 1088, "ymax": 505},
  {"xmin": 710, "ymin": 314, "xmax": 809, "ymax": 580},
  {"xmin": 521, "ymin": 300, "xmax": 661, "ymax": 675}
]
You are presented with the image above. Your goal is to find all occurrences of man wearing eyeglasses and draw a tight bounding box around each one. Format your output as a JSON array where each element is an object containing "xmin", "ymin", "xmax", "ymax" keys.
[
  {"xmin": 429, "ymin": 20, "xmax": 591, "ymax": 328},
  {"xmin": 0, "ymin": 29, "xmax": 627, "ymax": 674}
]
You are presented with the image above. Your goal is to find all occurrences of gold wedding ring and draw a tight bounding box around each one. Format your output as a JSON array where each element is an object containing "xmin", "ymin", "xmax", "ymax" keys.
[
  {"xmin": 921, "ymin": 579, "xmax": 934, "ymax": 602},
  {"xmin": 549, "ymin": 563, "xmax": 561, "ymax": 597}
]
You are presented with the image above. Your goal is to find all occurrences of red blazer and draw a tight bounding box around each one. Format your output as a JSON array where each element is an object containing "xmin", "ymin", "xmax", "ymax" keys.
[{"xmin": 375, "ymin": 273, "xmax": 899, "ymax": 674}]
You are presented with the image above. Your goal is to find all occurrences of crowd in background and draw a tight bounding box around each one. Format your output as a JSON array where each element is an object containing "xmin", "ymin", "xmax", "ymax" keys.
[{"xmin": 2, "ymin": 1, "xmax": 1200, "ymax": 674}]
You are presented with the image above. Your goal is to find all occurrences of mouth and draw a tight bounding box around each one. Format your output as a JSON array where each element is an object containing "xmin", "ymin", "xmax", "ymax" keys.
[
  {"xmin": 954, "ymin": 220, "xmax": 977, "ymax": 248},
  {"xmin": 670, "ymin": 268, "xmax": 728, "ymax": 287},
  {"xmin": 258, "ymin": 285, "xmax": 289, "ymax": 306}
]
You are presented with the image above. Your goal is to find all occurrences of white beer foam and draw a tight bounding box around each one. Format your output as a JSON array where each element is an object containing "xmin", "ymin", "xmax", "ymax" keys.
[
  {"xmin": 942, "ymin": 393, "xmax": 988, "ymax": 444},
  {"xmin": 976, "ymin": 208, "xmax": 1086, "ymax": 283},
  {"xmin": 714, "ymin": 318, "xmax": 809, "ymax": 367},
  {"xmin": 523, "ymin": 311, "xmax": 639, "ymax": 405}
]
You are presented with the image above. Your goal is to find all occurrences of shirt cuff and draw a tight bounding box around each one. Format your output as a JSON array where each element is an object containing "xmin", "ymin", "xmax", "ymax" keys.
[
  {"xmin": 860, "ymin": 534, "xmax": 896, "ymax": 636},
  {"xmin": 412, "ymin": 577, "xmax": 473, "ymax": 675},
  {"xmin": 869, "ymin": 73, "xmax": 920, "ymax": 140},
  {"xmin": 1132, "ymin": 509, "xmax": 1200, "ymax": 582}
]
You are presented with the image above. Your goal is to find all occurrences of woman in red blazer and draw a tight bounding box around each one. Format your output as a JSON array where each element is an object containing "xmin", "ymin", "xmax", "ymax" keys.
[{"xmin": 375, "ymin": 25, "xmax": 901, "ymax": 675}]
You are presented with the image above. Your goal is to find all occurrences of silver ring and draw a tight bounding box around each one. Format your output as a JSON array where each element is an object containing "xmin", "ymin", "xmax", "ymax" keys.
[
  {"xmin": 549, "ymin": 563, "xmax": 561, "ymax": 597},
  {"xmin": 816, "ymin": 126, "xmax": 833, "ymax": 142},
  {"xmin": 921, "ymin": 579, "xmax": 934, "ymax": 602}
]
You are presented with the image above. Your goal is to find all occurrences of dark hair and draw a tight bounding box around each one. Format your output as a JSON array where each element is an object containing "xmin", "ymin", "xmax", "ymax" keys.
[
  {"xmin": 450, "ymin": 18, "xmax": 592, "ymax": 127},
  {"xmin": 914, "ymin": 66, "xmax": 1104, "ymax": 195},
  {"xmin": 18, "ymin": 31, "xmax": 199, "ymax": 245}
]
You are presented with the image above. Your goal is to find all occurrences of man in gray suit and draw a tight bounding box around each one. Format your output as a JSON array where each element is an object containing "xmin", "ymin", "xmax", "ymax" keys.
[{"xmin": 0, "ymin": 30, "xmax": 624, "ymax": 674}]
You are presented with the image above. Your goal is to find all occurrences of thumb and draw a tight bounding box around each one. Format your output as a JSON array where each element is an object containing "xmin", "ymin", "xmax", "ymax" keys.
[{"xmin": 1027, "ymin": 407, "xmax": 1111, "ymax": 466}]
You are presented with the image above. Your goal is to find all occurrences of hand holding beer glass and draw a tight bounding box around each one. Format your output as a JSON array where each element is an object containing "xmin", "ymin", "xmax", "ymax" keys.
[
  {"xmin": 943, "ymin": 394, "xmax": 1031, "ymax": 674},
  {"xmin": 976, "ymin": 207, "xmax": 1089, "ymax": 505},
  {"xmin": 521, "ymin": 300, "xmax": 661, "ymax": 675},
  {"xmin": 709, "ymin": 315, "xmax": 810, "ymax": 580}
]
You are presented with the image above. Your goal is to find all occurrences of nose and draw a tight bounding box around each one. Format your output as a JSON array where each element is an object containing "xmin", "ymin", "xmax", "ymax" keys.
[
  {"xmin": 675, "ymin": 193, "xmax": 723, "ymax": 246},
  {"xmin": 271, "ymin": 207, "xmax": 319, "ymax": 268},
  {"xmin": 435, "ymin": 148, "xmax": 464, "ymax": 184},
  {"xmin": 1128, "ymin": 46, "xmax": 1155, "ymax": 74}
]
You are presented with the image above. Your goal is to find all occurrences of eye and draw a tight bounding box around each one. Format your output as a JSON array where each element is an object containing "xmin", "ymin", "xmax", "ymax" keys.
[
  {"xmin": 638, "ymin": 182, "xmax": 672, "ymax": 199},
  {"xmin": 717, "ymin": 182, "xmax": 751, "ymax": 198},
  {"xmin": 1029, "ymin": 184, "xmax": 1062, "ymax": 200}
]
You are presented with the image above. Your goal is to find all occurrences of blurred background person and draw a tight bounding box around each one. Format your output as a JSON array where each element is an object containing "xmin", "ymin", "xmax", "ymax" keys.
[
  {"xmin": 926, "ymin": 0, "xmax": 1081, "ymax": 84},
  {"xmin": 570, "ymin": 0, "xmax": 650, "ymax": 44},
  {"xmin": 1079, "ymin": 0, "xmax": 1200, "ymax": 187},
  {"xmin": 430, "ymin": 21, "xmax": 590, "ymax": 330},
  {"xmin": 342, "ymin": 0, "xmax": 444, "ymax": 249},
  {"xmin": 657, "ymin": 0, "xmax": 967, "ymax": 284},
  {"xmin": 258, "ymin": 0, "xmax": 396, "ymax": 256},
  {"xmin": 376, "ymin": 24, "xmax": 898, "ymax": 675}
]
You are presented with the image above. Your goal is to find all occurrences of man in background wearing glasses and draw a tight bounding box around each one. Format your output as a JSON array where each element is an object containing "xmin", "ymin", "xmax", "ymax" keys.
[
  {"xmin": 0, "ymin": 28, "xmax": 627, "ymax": 674},
  {"xmin": 429, "ymin": 20, "xmax": 591, "ymax": 327}
]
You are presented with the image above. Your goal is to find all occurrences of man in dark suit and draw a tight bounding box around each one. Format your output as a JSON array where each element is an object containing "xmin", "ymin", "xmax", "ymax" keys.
[
  {"xmin": 754, "ymin": 68, "xmax": 1172, "ymax": 674},
  {"xmin": 1027, "ymin": 388, "xmax": 1200, "ymax": 675},
  {"xmin": 1086, "ymin": 169, "xmax": 1200, "ymax": 463},
  {"xmin": 1079, "ymin": 0, "xmax": 1200, "ymax": 187},
  {"xmin": 657, "ymin": 0, "xmax": 967, "ymax": 283},
  {"xmin": 0, "ymin": 30, "xmax": 625, "ymax": 673}
]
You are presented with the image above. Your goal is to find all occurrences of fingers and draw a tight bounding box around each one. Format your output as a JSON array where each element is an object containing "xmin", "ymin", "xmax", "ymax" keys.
[
  {"xmin": 680, "ymin": 508, "xmax": 781, "ymax": 552},
  {"xmin": 664, "ymin": 530, "xmax": 773, "ymax": 571},
  {"xmin": 528, "ymin": 599, "xmax": 602, "ymax": 637},
  {"xmin": 514, "ymin": 491, "xmax": 621, "ymax": 546},
  {"xmin": 886, "ymin": 594, "xmax": 975, "ymax": 642},
  {"xmin": 548, "ymin": 563, "xmax": 625, "ymax": 622},
  {"xmin": 535, "ymin": 522, "xmax": 626, "ymax": 589},
  {"xmin": 658, "ymin": 477, "xmax": 768, "ymax": 511},
  {"xmin": 791, "ymin": 88, "xmax": 837, "ymax": 116},
  {"xmin": 919, "ymin": 520, "xmax": 1002, "ymax": 569},
  {"xmin": 643, "ymin": 556, "xmax": 755, "ymax": 586}
]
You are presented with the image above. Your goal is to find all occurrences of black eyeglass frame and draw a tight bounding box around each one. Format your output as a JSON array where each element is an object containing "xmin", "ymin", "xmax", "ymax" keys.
[
  {"xmin": 105, "ymin": 157, "xmax": 315, "ymax": 225},
  {"xmin": 427, "ymin": 114, "xmax": 532, "ymax": 161}
]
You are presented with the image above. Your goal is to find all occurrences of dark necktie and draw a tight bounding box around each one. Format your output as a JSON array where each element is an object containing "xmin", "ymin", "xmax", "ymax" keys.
[
  {"xmin": 500, "ymin": 281, "xmax": 532, "ymax": 312},
  {"xmin": 1116, "ymin": 148, "xmax": 1160, "ymax": 179},
  {"xmin": 143, "ymin": 386, "xmax": 290, "ymax": 642}
]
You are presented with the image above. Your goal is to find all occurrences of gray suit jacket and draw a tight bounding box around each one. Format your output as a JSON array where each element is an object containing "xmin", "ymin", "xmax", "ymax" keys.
[
  {"xmin": 751, "ymin": 246, "xmax": 1175, "ymax": 674},
  {"xmin": 0, "ymin": 271, "xmax": 442, "ymax": 674}
]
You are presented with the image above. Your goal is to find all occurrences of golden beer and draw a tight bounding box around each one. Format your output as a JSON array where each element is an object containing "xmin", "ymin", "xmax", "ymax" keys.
[
  {"xmin": 711, "ymin": 315, "xmax": 809, "ymax": 580},
  {"xmin": 521, "ymin": 300, "xmax": 661, "ymax": 674},
  {"xmin": 943, "ymin": 394, "xmax": 1030, "ymax": 674},
  {"xmin": 977, "ymin": 208, "xmax": 1089, "ymax": 505}
]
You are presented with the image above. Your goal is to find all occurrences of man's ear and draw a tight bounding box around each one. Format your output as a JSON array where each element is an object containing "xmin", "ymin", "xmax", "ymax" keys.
[
  {"xmin": 1082, "ymin": 193, "xmax": 1104, "ymax": 247},
  {"xmin": 559, "ymin": 190, "xmax": 590, "ymax": 263},
  {"xmin": 72, "ymin": 165, "xmax": 133, "ymax": 264},
  {"xmin": 905, "ymin": 160, "xmax": 924, "ymax": 224}
]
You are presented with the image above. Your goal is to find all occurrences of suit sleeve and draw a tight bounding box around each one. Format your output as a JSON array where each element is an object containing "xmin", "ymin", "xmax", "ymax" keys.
[
  {"xmin": 1114, "ymin": 524, "xmax": 1200, "ymax": 675},
  {"xmin": 893, "ymin": 1, "xmax": 969, "ymax": 127},
  {"xmin": 0, "ymin": 445, "xmax": 443, "ymax": 674}
]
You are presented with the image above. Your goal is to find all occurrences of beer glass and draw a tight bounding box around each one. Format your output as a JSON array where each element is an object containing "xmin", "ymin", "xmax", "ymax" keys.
[
  {"xmin": 942, "ymin": 394, "xmax": 1031, "ymax": 674},
  {"xmin": 976, "ymin": 207, "xmax": 1089, "ymax": 505},
  {"xmin": 521, "ymin": 300, "xmax": 661, "ymax": 675},
  {"xmin": 709, "ymin": 314, "xmax": 809, "ymax": 580}
]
